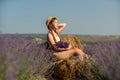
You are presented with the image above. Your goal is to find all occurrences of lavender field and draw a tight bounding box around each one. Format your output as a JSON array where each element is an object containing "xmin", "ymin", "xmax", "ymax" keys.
[{"xmin": 0, "ymin": 34, "xmax": 120, "ymax": 80}]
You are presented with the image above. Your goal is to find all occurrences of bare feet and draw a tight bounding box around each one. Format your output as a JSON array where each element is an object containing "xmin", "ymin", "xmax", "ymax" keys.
[
  {"xmin": 78, "ymin": 56, "xmax": 84, "ymax": 61},
  {"xmin": 78, "ymin": 54, "xmax": 90, "ymax": 61},
  {"xmin": 84, "ymin": 54, "xmax": 90, "ymax": 60}
]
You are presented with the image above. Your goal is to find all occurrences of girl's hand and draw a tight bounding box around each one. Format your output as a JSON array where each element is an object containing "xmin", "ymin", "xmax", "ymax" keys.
[
  {"xmin": 66, "ymin": 43, "xmax": 72, "ymax": 50},
  {"xmin": 56, "ymin": 23, "xmax": 66, "ymax": 33},
  {"xmin": 57, "ymin": 23, "xmax": 66, "ymax": 28}
]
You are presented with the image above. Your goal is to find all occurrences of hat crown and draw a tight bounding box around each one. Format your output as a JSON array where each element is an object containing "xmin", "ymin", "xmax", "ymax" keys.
[{"xmin": 46, "ymin": 16, "xmax": 58, "ymax": 27}]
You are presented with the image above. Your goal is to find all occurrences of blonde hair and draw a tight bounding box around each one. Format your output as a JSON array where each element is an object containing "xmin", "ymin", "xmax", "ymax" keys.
[
  {"xmin": 45, "ymin": 16, "xmax": 58, "ymax": 30},
  {"xmin": 45, "ymin": 16, "xmax": 60, "ymax": 41}
]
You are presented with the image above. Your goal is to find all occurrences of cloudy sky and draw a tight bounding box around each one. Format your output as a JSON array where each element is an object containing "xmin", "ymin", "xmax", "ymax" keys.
[{"xmin": 0, "ymin": 0, "xmax": 120, "ymax": 35}]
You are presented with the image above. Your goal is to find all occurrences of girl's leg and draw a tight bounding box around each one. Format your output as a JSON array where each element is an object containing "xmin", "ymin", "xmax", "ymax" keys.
[
  {"xmin": 54, "ymin": 49, "xmax": 78, "ymax": 60},
  {"xmin": 69, "ymin": 48, "xmax": 89, "ymax": 60},
  {"xmin": 54, "ymin": 48, "xmax": 89, "ymax": 60}
]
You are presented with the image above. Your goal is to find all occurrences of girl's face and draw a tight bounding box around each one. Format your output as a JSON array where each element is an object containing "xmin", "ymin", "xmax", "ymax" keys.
[{"xmin": 52, "ymin": 19, "xmax": 58, "ymax": 29}]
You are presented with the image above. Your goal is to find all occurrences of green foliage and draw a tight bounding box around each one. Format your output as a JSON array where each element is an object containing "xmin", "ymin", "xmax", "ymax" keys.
[
  {"xmin": 0, "ymin": 54, "xmax": 7, "ymax": 80},
  {"xmin": 91, "ymin": 64, "xmax": 108, "ymax": 80},
  {"xmin": 16, "ymin": 68, "xmax": 35, "ymax": 80}
]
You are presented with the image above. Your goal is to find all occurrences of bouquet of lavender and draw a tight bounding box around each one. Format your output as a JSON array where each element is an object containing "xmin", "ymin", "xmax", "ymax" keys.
[{"xmin": 56, "ymin": 41, "xmax": 69, "ymax": 48}]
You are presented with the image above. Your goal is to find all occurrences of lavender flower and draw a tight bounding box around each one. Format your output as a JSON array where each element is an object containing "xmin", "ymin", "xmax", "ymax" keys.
[
  {"xmin": 0, "ymin": 34, "xmax": 53, "ymax": 80},
  {"xmin": 83, "ymin": 41, "xmax": 120, "ymax": 80},
  {"xmin": 56, "ymin": 41, "xmax": 69, "ymax": 48}
]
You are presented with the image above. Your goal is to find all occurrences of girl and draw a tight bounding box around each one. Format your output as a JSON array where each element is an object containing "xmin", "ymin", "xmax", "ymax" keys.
[{"xmin": 46, "ymin": 16, "xmax": 89, "ymax": 60}]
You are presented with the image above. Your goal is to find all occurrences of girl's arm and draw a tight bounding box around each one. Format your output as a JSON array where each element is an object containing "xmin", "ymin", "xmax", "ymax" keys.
[
  {"xmin": 53, "ymin": 43, "xmax": 72, "ymax": 52},
  {"xmin": 56, "ymin": 23, "xmax": 66, "ymax": 33}
]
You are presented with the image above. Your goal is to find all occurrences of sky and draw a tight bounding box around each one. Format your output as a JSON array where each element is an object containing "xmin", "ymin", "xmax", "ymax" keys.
[{"xmin": 0, "ymin": 0, "xmax": 120, "ymax": 35}]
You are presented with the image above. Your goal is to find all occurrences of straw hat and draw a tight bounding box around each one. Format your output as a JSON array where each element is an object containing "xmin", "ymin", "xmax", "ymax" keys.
[{"xmin": 46, "ymin": 16, "xmax": 58, "ymax": 27}]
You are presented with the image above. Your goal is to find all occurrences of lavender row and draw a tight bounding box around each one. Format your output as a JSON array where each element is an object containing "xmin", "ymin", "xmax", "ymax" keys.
[
  {"xmin": 0, "ymin": 34, "xmax": 120, "ymax": 80},
  {"xmin": 0, "ymin": 34, "xmax": 53, "ymax": 80},
  {"xmin": 83, "ymin": 41, "xmax": 120, "ymax": 80}
]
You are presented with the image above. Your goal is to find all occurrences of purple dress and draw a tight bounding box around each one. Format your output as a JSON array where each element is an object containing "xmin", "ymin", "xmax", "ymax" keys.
[{"xmin": 55, "ymin": 41, "xmax": 69, "ymax": 48}]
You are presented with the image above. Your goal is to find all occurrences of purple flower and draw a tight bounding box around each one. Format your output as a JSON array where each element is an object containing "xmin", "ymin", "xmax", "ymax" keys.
[
  {"xmin": 56, "ymin": 41, "xmax": 69, "ymax": 48},
  {"xmin": 83, "ymin": 41, "xmax": 120, "ymax": 80}
]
